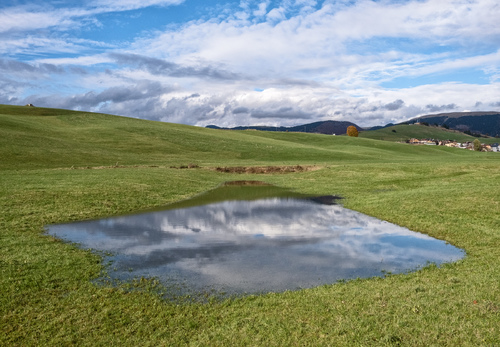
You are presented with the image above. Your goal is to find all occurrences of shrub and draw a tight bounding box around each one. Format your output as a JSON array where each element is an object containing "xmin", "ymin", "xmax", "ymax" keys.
[
  {"xmin": 473, "ymin": 139, "xmax": 482, "ymax": 151},
  {"xmin": 346, "ymin": 126, "xmax": 359, "ymax": 137}
]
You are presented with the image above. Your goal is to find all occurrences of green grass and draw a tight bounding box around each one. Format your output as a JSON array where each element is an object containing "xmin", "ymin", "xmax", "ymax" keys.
[
  {"xmin": 1, "ymin": 105, "xmax": 500, "ymax": 345},
  {"xmin": 360, "ymin": 123, "xmax": 499, "ymax": 144},
  {"xmin": 1, "ymin": 105, "xmax": 488, "ymax": 170}
]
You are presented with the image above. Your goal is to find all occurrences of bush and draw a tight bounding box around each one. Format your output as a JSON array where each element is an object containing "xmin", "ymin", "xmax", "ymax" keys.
[
  {"xmin": 346, "ymin": 126, "xmax": 359, "ymax": 137},
  {"xmin": 473, "ymin": 139, "xmax": 482, "ymax": 151}
]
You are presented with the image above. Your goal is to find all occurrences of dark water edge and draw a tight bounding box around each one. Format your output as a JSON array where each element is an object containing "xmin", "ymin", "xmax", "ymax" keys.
[{"xmin": 46, "ymin": 181, "xmax": 464, "ymax": 301}]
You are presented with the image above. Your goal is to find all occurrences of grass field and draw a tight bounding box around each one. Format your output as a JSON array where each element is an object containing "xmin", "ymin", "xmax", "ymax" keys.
[{"xmin": 1, "ymin": 105, "xmax": 499, "ymax": 345}]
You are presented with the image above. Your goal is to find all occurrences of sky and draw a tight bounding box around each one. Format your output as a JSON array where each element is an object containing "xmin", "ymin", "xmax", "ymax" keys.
[{"xmin": 1, "ymin": 0, "xmax": 500, "ymax": 128}]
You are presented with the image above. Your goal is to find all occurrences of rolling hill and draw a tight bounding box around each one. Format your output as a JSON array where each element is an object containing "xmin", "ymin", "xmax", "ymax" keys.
[
  {"xmin": 208, "ymin": 111, "xmax": 500, "ymax": 138},
  {"xmin": 406, "ymin": 111, "xmax": 500, "ymax": 137},
  {"xmin": 0, "ymin": 104, "xmax": 481, "ymax": 171},
  {"xmin": 2, "ymin": 104, "xmax": 500, "ymax": 346},
  {"xmin": 206, "ymin": 120, "xmax": 361, "ymax": 135},
  {"xmin": 359, "ymin": 123, "xmax": 498, "ymax": 144}
]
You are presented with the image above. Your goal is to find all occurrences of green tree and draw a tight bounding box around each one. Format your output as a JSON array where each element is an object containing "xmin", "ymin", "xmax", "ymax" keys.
[{"xmin": 473, "ymin": 139, "xmax": 482, "ymax": 151}]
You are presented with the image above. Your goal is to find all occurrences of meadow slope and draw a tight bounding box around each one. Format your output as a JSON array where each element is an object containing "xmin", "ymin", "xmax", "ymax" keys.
[
  {"xmin": 359, "ymin": 123, "xmax": 499, "ymax": 144},
  {"xmin": 1, "ymin": 105, "xmax": 499, "ymax": 346}
]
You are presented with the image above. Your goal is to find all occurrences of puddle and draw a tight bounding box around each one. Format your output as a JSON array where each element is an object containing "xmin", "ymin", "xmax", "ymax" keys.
[{"xmin": 46, "ymin": 182, "xmax": 464, "ymax": 299}]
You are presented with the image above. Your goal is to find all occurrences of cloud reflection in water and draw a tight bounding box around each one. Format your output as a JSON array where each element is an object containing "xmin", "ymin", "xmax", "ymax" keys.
[{"xmin": 47, "ymin": 197, "xmax": 464, "ymax": 296}]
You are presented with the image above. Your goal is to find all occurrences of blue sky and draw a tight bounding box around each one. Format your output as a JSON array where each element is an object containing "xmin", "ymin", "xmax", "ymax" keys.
[{"xmin": 1, "ymin": 0, "xmax": 500, "ymax": 127}]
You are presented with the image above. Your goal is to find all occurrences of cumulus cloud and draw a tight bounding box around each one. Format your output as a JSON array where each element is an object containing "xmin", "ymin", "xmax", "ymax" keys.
[
  {"xmin": 2, "ymin": 0, "xmax": 500, "ymax": 127},
  {"xmin": 0, "ymin": 80, "xmax": 21, "ymax": 104},
  {"xmin": 0, "ymin": 58, "xmax": 65, "ymax": 76},
  {"xmin": 250, "ymin": 107, "xmax": 312, "ymax": 120},
  {"xmin": 232, "ymin": 107, "xmax": 249, "ymax": 114},
  {"xmin": 110, "ymin": 53, "xmax": 241, "ymax": 80},
  {"xmin": 253, "ymin": 2, "xmax": 269, "ymax": 17},
  {"xmin": 384, "ymin": 99, "xmax": 405, "ymax": 111},
  {"xmin": 25, "ymin": 81, "xmax": 173, "ymax": 112},
  {"xmin": 425, "ymin": 104, "xmax": 457, "ymax": 113}
]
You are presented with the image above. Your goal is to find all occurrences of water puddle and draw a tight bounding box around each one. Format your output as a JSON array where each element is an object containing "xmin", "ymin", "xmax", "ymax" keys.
[{"xmin": 46, "ymin": 182, "xmax": 464, "ymax": 299}]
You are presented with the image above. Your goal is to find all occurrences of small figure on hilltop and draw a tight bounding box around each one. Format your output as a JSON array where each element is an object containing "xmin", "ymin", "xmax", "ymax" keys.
[
  {"xmin": 346, "ymin": 125, "xmax": 359, "ymax": 137},
  {"xmin": 25, "ymin": 103, "xmax": 35, "ymax": 107}
]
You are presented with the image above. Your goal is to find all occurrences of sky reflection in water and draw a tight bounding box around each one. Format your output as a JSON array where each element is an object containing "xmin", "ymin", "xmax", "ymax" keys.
[{"xmin": 47, "ymin": 188, "xmax": 464, "ymax": 297}]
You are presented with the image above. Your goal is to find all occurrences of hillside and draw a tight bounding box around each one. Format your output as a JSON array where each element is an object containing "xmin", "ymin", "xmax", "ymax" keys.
[
  {"xmin": 2, "ymin": 104, "xmax": 500, "ymax": 346},
  {"xmin": 407, "ymin": 111, "xmax": 500, "ymax": 137},
  {"xmin": 1, "ymin": 104, "xmax": 482, "ymax": 170},
  {"xmin": 359, "ymin": 123, "xmax": 498, "ymax": 143},
  {"xmin": 207, "ymin": 120, "xmax": 361, "ymax": 135},
  {"xmin": 207, "ymin": 111, "xmax": 500, "ymax": 138}
]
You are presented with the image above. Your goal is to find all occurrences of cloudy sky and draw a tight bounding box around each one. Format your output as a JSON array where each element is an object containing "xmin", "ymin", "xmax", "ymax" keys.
[{"xmin": 1, "ymin": 0, "xmax": 500, "ymax": 127}]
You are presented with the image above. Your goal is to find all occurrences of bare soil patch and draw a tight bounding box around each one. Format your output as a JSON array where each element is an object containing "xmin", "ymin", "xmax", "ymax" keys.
[
  {"xmin": 213, "ymin": 165, "xmax": 320, "ymax": 174},
  {"xmin": 60, "ymin": 164, "xmax": 162, "ymax": 170},
  {"xmin": 221, "ymin": 180, "xmax": 272, "ymax": 186}
]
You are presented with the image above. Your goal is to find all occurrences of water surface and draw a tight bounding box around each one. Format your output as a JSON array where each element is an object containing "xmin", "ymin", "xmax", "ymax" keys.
[{"xmin": 46, "ymin": 182, "xmax": 464, "ymax": 298}]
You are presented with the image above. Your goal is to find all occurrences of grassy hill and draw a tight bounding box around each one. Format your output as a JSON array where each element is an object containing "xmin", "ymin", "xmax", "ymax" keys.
[
  {"xmin": 0, "ymin": 105, "xmax": 483, "ymax": 170},
  {"xmin": 360, "ymin": 123, "xmax": 498, "ymax": 143},
  {"xmin": 409, "ymin": 111, "xmax": 500, "ymax": 137},
  {"xmin": 207, "ymin": 120, "xmax": 361, "ymax": 135},
  {"xmin": 1, "ymin": 104, "xmax": 500, "ymax": 346}
]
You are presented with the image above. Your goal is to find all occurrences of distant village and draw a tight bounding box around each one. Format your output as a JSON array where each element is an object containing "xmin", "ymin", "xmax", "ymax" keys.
[{"xmin": 406, "ymin": 138, "xmax": 499, "ymax": 152}]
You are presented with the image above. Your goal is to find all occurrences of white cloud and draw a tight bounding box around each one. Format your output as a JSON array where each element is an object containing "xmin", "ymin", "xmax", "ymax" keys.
[
  {"xmin": 253, "ymin": 2, "xmax": 269, "ymax": 17},
  {"xmin": 35, "ymin": 54, "xmax": 113, "ymax": 66},
  {"xmin": 0, "ymin": 36, "xmax": 113, "ymax": 58},
  {"xmin": 0, "ymin": 0, "xmax": 185, "ymax": 34},
  {"xmin": 89, "ymin": 0, "xmax": 185, "ymax": 12},
  {"xmin": 266, "ymin": 7, "xmax": 287, "ymax": 22},
  {"xmin": 0, "ymin": 6, "xmax": 90, "ymax": 33},
  {"xmin": 132, "ymin": 0, "xmax": 500, "ymax": 83},
  {"xmin": 2, "ymin": 0, "xmax": 500, "ymax": 127}
]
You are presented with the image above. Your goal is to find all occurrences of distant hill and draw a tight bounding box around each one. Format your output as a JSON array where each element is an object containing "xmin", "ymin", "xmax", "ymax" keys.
[
  {"xmin": 406, "ymin": 112, "xmax": 500, "ymax": 137},
  {"xmin": 359, "ymin": 123, "xmax": 498, "ymax": 144},
  {"xmin": 206, "ymin": 120, "xmax": 361, "ymax": 135},
  {"xmin": 207, "ymin": 112, "xmax": 499, "ymax": 138}
]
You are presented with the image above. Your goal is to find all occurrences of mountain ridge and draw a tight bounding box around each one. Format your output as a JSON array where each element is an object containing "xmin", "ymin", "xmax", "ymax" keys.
[
  {"xmin": 406, "ymin": 111, "xmax": 500, "ymax": 137},
  {"xmin": 208, "ymin": 111, "xmax": 500, "ymax": 137},
  {"xmin": 206, "ymin": 120, "xmax": 362, "ymax": 135}
]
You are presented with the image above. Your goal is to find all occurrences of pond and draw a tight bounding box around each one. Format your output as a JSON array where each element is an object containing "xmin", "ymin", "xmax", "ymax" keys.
[{"xmin": 46, "ymin": 182, "xmax": 464, "ymax": 299}]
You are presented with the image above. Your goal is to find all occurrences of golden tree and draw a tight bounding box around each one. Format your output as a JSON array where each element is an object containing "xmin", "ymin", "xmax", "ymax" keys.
[{"xmin": 346, "ymin": 125, "xmax": 359, "ymax": 137}]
